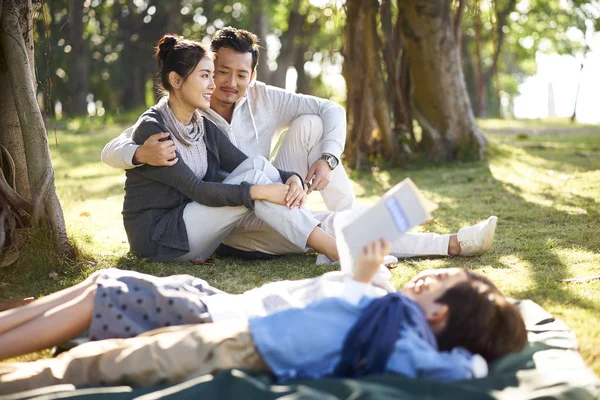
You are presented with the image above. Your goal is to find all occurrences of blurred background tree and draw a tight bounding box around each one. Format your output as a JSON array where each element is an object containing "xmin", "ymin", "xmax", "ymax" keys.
[{"xmin": 29, "ymin": 0, "xmax": 600, "ymax": 165}]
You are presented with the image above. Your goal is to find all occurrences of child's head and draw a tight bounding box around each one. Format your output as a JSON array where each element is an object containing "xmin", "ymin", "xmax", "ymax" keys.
[{"xmin": 402, "ymin": 268, "xmax": 527, "ymax": 362}]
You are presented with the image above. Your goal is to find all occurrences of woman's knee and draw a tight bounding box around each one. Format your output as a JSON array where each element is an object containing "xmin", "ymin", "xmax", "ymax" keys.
[
  {"xmin": 246, "ymin": 155, "xmax": 270, "ymax": 170},
  {"xmin": 243, "ymin": 168, "xmax": 272, "ymax": 185}
]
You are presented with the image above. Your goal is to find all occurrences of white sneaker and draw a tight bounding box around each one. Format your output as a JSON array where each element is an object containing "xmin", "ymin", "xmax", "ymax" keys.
[
  {"xmin": 457, "ymin": 216, "xmax": 498, "ymax": 257},
  {"xmin": 316, "ymin": 254, "xmax": 399, "ymax": 266}
]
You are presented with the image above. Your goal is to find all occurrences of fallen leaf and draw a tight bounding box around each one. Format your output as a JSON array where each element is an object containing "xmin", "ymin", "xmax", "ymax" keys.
[
  {"xmin": 558, "ymin": 276, "xmax": 600, "ymax": 284},
  {"xmin": 48, "ymin": 272, "xmax": 59, "ymax": 280},
  {"xmin": 1, "ymin": 250, "xmax": 20, "ymax": 268}
]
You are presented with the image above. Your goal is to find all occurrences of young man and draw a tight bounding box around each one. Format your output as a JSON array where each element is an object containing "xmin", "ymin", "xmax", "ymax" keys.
[
  {"xmin": 101, "ymin": 27, "xmax": 498, "ymax": 261},
  {"xmin": 0, "ymin": 240, "xmax": 527, "ymax": 393}
]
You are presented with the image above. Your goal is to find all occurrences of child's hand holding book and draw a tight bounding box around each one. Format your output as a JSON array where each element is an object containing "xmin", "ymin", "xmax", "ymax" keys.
[{"xmin": 353, "ymin": 239, "xmax": 392, "ymax": 283}]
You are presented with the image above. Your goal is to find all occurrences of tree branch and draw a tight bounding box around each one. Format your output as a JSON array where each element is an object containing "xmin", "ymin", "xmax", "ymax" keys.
[
  {"xmin": 453, "ymin": 0, "xmax": 465, "ymax": 43},
  {"xmin": 0, "ymin": 145, "xmax": 33, "ymax": 214},
  {"xmin": 487, "ymin": 0, "xmax": 517, "ymax": 84}
]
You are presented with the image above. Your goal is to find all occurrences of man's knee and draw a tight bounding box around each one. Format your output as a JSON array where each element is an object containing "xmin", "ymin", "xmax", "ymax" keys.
[{"xmin": 288, "ymin": 115, "xmax": 324, "ymax": 145}]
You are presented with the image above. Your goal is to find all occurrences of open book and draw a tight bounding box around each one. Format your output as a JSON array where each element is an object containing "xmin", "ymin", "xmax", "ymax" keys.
[{"xmin": 334, "ymin": 178, "xmax": 438, "ymax": 274}]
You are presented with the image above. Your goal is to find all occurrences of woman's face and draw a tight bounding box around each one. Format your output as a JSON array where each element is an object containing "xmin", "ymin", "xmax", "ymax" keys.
[{"xmin": 180, "ymin": 56, "xmax": 215, "ymax": 111}]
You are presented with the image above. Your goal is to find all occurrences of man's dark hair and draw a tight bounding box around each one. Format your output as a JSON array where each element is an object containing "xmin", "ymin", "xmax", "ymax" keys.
[
  {"xmin": 434, "ymin": 270, "xmax": 527, "ymax": 363},
  {"xmin": 154, "ymin": 34, "xmax": 211, "ymax": 95},
  {"xmin": 210, "ymin": 27, "xmax": 260, "ymax": 72}
]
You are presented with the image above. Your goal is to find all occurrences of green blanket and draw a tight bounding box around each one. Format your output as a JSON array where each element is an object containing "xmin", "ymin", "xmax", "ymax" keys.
[{"xmin": 2, "ymin": 300, "xmax": 598, "ymax": 400}]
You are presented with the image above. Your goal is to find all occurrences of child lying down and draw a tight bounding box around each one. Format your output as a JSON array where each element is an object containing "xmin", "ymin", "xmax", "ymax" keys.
[{"xmin": 0, "ymin": 240, "xmax": 527, "ymax": 393}]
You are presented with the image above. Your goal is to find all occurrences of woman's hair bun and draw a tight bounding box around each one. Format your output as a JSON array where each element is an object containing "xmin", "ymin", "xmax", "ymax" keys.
[{"xmin": 156, "ymin": 34, "xmax": 179, "ymax": 62}]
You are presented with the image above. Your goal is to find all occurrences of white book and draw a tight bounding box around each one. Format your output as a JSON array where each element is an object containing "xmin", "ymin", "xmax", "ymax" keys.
[{"xmin": 335, "ymin": 178, "xmax": 438, "ymax": 274}]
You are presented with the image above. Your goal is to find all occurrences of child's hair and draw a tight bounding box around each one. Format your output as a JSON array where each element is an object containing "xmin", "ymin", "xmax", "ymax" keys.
[
  {"xmin": 154, "ymin": 34, "xmax": 211, "ymax": 95},
  {"xmin": 435, "ymin": 270, "xmax": 527, "ymax": 362},
  {"xmin": 210, "ymin": 27, "xmax": 260, "ymax": 72}
]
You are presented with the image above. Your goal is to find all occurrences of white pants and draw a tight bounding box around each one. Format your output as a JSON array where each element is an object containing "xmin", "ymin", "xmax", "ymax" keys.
[
  {"xmin": 223, "ymin": 209, "xmax": 450, "ymax": 258},
  {"xmin": 177, "ymin": 156, "xmax": 320, "ymax": 261},
  {"xmin": 224, "ymin": 116, "xmax": 450, "ymax": 259},
  {"xmin": 272, "ymin": 115, "xmax": 356, "ymax": 212}
]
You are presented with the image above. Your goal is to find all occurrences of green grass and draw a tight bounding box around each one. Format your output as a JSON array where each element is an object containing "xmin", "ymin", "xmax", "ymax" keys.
[{"xmin": 1, "ymin": 120, "xmax": 599, "ymax": 375}]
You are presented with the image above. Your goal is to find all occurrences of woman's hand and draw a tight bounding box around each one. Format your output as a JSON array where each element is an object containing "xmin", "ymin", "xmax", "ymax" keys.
[
  {"xmin": 285, "ymin": 175, "xmax": 306, "ymax": 209},
  {"xmin": 250, "ymin": 183, "xmax": 290, "ymax": 205},
  {"xmin": 353, "ymin": 239, "xmax": 392, "ymax": 283}
]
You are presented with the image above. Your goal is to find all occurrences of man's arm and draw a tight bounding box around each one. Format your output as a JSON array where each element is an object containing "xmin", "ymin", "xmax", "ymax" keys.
[
  {"xmin": 263, "ymin": 83, "xmax": 346, "ymax": 192},
  {"xmin": 101, "ymin": 126, "xmax": 178, "ymax": 169},
  {"xmin": 131, "ymin": 120, "xmax": 254, "ymax": 209}
]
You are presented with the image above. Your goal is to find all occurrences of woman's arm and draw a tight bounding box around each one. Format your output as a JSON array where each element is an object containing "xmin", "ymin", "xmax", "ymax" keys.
[
  {"xmin": 213, "ymin": 127, "xmax": 303, "ymax": 187},
  {"xmin": 131, "ymin": 119, "xmax": 254, "ymax": 209}
]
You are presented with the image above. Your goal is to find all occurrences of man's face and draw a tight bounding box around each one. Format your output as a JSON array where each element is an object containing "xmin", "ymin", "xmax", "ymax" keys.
[
  {"xmin": 401, "ymin": 268, "xmax": 469, "ymax": 319},
  {"xmin": 212, "ymin": 47, "xmax": 255, "ymax": 106}
]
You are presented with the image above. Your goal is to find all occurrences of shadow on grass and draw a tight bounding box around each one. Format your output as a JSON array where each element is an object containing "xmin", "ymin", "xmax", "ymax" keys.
[
  {"xmin": 351, "ymin": 154, "xmax": 599, "ymax": 315},
  {"xmin": 109, "ymin": 252, "xmax": 340, "ymax": 295}
]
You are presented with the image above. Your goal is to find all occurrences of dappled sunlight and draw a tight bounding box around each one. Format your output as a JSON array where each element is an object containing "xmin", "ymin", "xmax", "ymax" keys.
[
  {"xmin": 489, "ymin": 143, "xmax": 600, "ymax": 216},
  {"xmin": 552, "ymin": 247, "xmax": 600, "ymax": 277},
  {"xmin": 484, "ymin": 254, "xmax": 536, "ymax": 294},
  {"xmin": 389, "ymin": 258, "xmax": 451, "ymax": 290}
]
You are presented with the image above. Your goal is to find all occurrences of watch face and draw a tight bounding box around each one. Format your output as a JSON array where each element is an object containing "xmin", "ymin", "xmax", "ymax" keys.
[
  {"xmin": 322, "ymin": 154, "xmax": 338, "ymax": 170},
  {"xmin": 329, "ymin": 156, "xmax": 339, "ymax": 169}
]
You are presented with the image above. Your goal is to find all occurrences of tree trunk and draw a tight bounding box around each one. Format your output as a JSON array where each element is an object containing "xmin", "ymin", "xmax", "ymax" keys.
[
  {"xmin": 270, "ymin": 0, "xmax": 303, "ymax": 89},
  {"xmin": 1, "ymin": 0, "xmax": 73, "ymax": 258},
  {"xmin": 363, "ymin": 0, "xmax": 395, "ymax": 158},
  {"xmin": 0, "ymin": 47, "xmax": 30, "ymax": 200},
  {"xmin": 165, "ymin": 0, "xmax": 182, "ymax": 33},
  {"xmin": 399, "ymin": 0, "xmax": 485, "ymax": 161},
  {"xmin": 250, "ymin": 0, "xmax": 271, "ymax": 83},
  {"xmin": 343, "ymin": 0, "xmax": 377, "ymax": 169},
  {"xmin": 69, "ymin": 0, "xmax": 88, "ymax": 115},
  {"xmin": 294, "ymin": 45, "xmax": 310, "ymax": 95}
]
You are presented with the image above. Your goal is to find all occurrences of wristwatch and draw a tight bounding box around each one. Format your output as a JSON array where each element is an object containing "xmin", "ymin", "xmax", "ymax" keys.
[{"xmin": 320, "ymin": 153, "xmax": 339, "ymax": 170}]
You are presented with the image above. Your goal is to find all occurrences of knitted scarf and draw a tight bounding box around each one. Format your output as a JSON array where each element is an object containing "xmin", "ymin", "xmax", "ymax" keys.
[
  {"xmin": 333, "ymin": 292, "xmax": 437, "ymax": 378},
  {"xmin": 155, "ymin": 96, "xmax": 204, "ymax": 147}
]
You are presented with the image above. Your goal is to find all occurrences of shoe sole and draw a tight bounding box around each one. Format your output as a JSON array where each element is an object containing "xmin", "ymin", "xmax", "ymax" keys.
[{"xmin": 477, "ymin": 216, "xmax": 498, "ymax": 256}]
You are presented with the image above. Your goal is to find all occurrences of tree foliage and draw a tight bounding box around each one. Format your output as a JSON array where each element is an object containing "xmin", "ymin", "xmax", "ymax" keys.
[
  {"xmin": 30, "ymin": 0, "xmax": 599, "ymax": 164},
  {"xmin": 461, "ymin": 0, "xmax": 600, "ymax": 118}
]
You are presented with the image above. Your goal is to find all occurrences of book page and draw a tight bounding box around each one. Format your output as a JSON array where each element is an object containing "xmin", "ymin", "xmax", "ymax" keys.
[{"xmin": 334, "ymin": 178, "xmax": 438, "ymax": 274}]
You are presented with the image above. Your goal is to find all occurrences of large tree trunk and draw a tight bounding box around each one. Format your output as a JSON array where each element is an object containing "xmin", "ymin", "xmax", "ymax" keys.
[
  {"xmin": 0, "ymin": 0, "xmax": 30, "ymax": 201},
  {"xmin": 399, "ymin": 0, "xmax": 485, "ymax": 161},
  {"xmin": 343, "ymin": 0, "xmax": 398, "ymax": 169},
  {"xmin": 0, "ymin": 0, "xmax": 73, "ymax": 258},
  {"xmin": 69, "ymin": 0, "xmax": 88, "ymax": 115},
  {"xmin": 342, "ymin": 0, "xmax": 377, "ymax": 169}
]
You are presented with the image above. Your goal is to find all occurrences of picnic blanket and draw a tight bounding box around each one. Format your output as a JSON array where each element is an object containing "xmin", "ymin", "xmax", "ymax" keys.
[{"xmin": 1, "ymin": 300, "xmax": 598, "ymax": 400}]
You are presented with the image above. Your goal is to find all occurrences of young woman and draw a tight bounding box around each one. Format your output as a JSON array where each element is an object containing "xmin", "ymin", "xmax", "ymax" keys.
[{"xmin": 121, "ymin": 34, "xmax": 339, "ymax": 263}]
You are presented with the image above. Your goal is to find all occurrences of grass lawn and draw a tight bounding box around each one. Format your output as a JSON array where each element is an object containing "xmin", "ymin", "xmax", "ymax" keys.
[{"xmin": 1, "ymin": 119, "xmax": 599, "ymax": 375}]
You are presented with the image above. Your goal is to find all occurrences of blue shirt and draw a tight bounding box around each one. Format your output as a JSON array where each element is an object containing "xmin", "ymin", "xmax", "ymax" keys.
[{"xmin": 249, "ymin": 295, "xmax": 480, "ymax": 381}]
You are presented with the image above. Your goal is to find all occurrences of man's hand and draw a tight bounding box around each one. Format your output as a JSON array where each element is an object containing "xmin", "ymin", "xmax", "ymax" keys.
[
  {"xmin": 305, "ymin": 159, "xmax": 332, "ymax": 194},
  {"xmin": 353, "ymin": 239, "xmax": 392, "ymax": 283},
  {"xmin": 285, "ymin": 175, "xmax": 306, "ymax": 209},
  {"xmin": 132, "ymin": 132, "xmax": 178, "ymax": 166}
]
